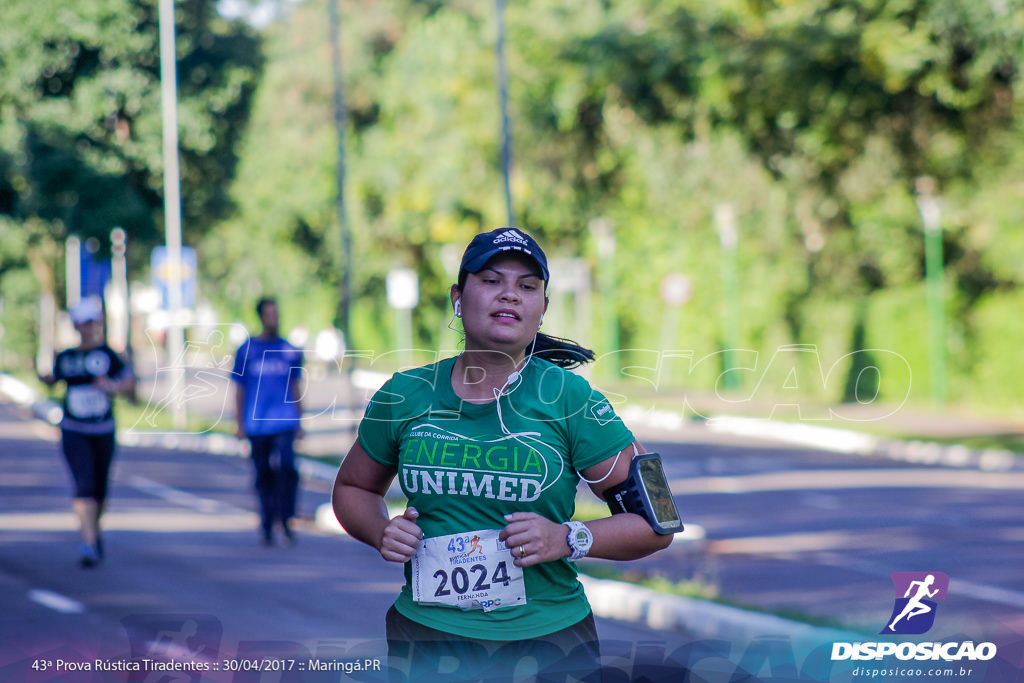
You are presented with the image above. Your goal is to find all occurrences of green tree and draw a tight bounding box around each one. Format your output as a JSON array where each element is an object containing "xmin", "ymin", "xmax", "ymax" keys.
[
  {"xmin": 556, "ymin": 0, "xmax": 1024, "ymax": 400},
  {"xmin": 0, "ymin": 0, "xmax": 262, "ymax": 366},
  {"xmin": 199, "ymin": 0, "xmax": 1024, "ymax": 412},
  {"xmin": 204, "ymin": 0, "xmax": 516, "ymax": 349}
]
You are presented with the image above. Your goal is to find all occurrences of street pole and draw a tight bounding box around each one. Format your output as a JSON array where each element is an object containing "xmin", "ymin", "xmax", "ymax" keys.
[
  {"xmin": 65, "ymin": 236, "xmax": 81, "ymax": 308},
  {"xmin": 495, "ymin": 0, "xmax": 514, "ymax": 226},
  {"xmin": 715, "ymin": 204, "xmax": 740, "ymax": 392},
  {"xmin": 109, "ymin": 228, "xmax": 137, "ymax": 402},
  {"xmin": 659, "ymin": 273, "xmax": 693, "ymax": 386},
  {"xmin": 329, "ymin": 0, "xmax": 353, "ymax": 376},
  {"xmin": 108, "ymin": 228, "xmax": 129, "ymax": 354},
  {"xmin": 37, "ymin": 292, "xmax": 56, "ymax": 377},
  {"xmin": 386, "ymin": 268, "xmax": 418, "ymax": 370},
  {"xmin": 440, "ymin": 244, "xmax": 461, "ymax": 352},
  {"xmin": 589, "ymin": 217, "xmax": 619, "ymax": 378},
  {"xmin": 915, "ymin": 177, "xmax": 947, "ymax": 407},
  {"xmin": 158, "ymin": 0, "xmax": 187, "ymax": 430}
]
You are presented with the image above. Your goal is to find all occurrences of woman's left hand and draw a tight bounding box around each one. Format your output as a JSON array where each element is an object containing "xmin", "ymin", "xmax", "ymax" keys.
[{"xmin": 499, "ymin": 512, "xmax": 570, "ymax": 567}]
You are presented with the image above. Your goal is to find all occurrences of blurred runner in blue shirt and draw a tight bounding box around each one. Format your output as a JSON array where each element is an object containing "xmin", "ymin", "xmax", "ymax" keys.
[{"xmin": 232, "ymin": 297, "xmax": 305, "ymax": 546}]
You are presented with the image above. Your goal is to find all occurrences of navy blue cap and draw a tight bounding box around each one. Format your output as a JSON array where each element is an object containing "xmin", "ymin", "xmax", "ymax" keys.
[{"xmin": 459, "ymin": 228, "xmax": 549, "ymax": 282}]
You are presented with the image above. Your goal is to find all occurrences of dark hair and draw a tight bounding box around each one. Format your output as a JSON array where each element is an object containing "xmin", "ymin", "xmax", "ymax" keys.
[
  {"xmin": 530, "ymin": 332, "xmax": 596, "ymax": 369},
  {"xmin": 455, "ymin": 270, "xmax": 595, "ymax": 369},
  {"xmin": 256, "ymin": 297, "xmax": 276, "ymax": 317}
]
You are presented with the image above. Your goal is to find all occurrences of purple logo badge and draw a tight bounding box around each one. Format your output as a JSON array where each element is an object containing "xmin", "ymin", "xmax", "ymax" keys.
[{"xmin": 880, "ymin": 572, "xmax": 949, "ymax": 635}]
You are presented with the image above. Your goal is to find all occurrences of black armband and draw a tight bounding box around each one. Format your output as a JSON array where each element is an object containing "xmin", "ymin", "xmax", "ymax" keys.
[{"xmin": 603, "ymin": 452, "xmax": 683, "ymax": 535}]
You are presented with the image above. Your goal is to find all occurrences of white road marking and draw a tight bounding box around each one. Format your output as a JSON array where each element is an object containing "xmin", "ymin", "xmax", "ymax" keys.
[
  {"xmin": 28, "ymin": 589, "xmax": 85, "ymax": 614},
  {"xmin": 670, "ymin": 468, "xmax": 1024, "ymax": 495},
  {"xmin": 839, "ymin": 556, "xmax": 1024, "ymax": 610},
  {"xmin": 125, "ymin": 475, "xmax": 250, "ymax": 515}
]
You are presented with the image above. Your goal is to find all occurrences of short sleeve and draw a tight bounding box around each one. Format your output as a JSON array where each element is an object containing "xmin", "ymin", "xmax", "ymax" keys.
[
  {"xmin": 565, "ymin": 377, "xmax": 634, "ymax": 473},
  {"xmin": 231, "ymin": 342, "xmax": 248, "ymax": 383},
  {"xmin": 357, "ymin": 379, "xmax": 402, "ymax": 467},
  {"xmin": 289, "ymin": 342, "xmax": 304, "ymax": 368},
  {"xmin": 107, "ymin": 348, "xmax": 128, "ymax": 379},
  {"xmin": 52, "ymin": 351, "xmax": 66, "ymax": 381}
]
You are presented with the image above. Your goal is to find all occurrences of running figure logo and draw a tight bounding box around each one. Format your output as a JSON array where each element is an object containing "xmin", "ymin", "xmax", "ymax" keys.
[
  {"xmin": 881, "ymin": 572, "xmax": 949, "ymax": 635},
  {"xmin": 467, "ymin": 534, "xmax": 484, "ymax": 556}
]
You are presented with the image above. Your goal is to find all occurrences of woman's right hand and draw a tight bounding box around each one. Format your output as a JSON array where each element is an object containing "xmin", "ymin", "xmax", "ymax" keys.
[{"xmin": 379, "ymin": 507, "xmax": 422, "ymax": 563}]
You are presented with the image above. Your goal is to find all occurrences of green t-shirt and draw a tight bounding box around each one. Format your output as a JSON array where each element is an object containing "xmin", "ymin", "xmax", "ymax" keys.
[{"xmin": 357, "ymin": 356, "xmax": 634, "ymax": 640}]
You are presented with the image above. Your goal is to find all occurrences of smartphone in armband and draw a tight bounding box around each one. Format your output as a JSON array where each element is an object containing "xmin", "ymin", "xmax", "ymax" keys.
[{"xmin": 602, "ymin": 452, "xmax": 683, "ymax": 535}]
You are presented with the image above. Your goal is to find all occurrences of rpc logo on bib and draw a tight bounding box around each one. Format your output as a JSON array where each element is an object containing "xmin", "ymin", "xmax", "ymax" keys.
[{"xmin": 881, "ymin": 571, "xmax": 949, "ymax": 635}]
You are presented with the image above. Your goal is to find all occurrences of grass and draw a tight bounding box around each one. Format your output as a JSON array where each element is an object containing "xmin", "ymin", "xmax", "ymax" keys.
[
  {"xmin": 579, "ymin": 563, "xmax": 719, "ymax": 601},
  {"xmin": 578, "ymin": 564, "xmax": 866, "ymax": 634},
  {"xmin": 116, "ymin": 399, "xmax": 347, "ymax": 468},
  {"xmin": 806, "ymin": 417, "xmax": 1024, "ymax": 456},
  {"xmin": 883, "ymin": 432, "xmax": 1024, "ymax": 454},
  {"xmin": 599, "ymin": 377, "xmax": 1024, "ymax": 457},
  {"xmin": 570, "ymin": 499, "xmax": 613, "ymax": 523},
  {"xmin": 117, "ymin": 399, "xmax": 228, "ymax": 436}
]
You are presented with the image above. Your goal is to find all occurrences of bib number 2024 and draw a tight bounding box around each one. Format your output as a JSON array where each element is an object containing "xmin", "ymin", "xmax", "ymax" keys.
[
  {"xmin": 412, "ymin": 529, "xmax": 526, "ymax": 612},
  {"xmin": 433, "ymin": 561, "xmax": 511, "ymax": 597}
]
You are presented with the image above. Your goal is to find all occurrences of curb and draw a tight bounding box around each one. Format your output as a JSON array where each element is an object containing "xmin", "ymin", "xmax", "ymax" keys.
[
  {"xmin": 617, "ymin": 403, "xmax": 1023, "ymax": 473},
  {"xmin": 0, "ymin": 375, "xmax": 64, "ymax": 424},
  {"xmin": 0, "ymin": 374, "xmax": 343, "ymax": 484},
  {"xmin": 116, "ymin": 429, "xmax": 342, "ymax": 484},
  {"xmin": 703, "ymin": 415, "xmax": 1023, "ymax": 473},
  {"xmin": 578, "ymin": 574, "xmax": 864, "ymax": 646}
]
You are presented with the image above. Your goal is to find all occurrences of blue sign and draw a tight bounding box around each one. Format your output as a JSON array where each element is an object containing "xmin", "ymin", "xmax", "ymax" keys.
[
  {"xmin": 151, "ymin": 246, "xmax": 198, "ymax": 310},
  {"xmin": 80, "ymin": 250, "xmax": 110, "ymax": 299}
]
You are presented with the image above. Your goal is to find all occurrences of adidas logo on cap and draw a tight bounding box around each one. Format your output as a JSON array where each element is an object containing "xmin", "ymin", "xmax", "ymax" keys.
[{"xmin": 493, "ymin": 229, "xmax": 529, "ymax": 246}]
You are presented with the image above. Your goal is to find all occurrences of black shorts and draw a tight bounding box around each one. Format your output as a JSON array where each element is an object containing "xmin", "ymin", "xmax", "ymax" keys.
[
  {"xmin": 61, "ymin": 430, "xmax": 116, "ymax": 502},
  {"xmin": 385, "ymin": 605, "xmax": 601, "ymax": 683}
]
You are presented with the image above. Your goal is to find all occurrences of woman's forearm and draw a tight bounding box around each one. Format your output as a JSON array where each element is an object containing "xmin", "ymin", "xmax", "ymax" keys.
[
  {"xmin": 584, "ymin": 512, "xmax": 673, "ymax": 561},
  {"xmin": 333, "ymin": 483, "xmax": 390, "ymax": 550},
  {"xmin": 113, "ymin": 373, "xmax": 135, "ymax": 396}
]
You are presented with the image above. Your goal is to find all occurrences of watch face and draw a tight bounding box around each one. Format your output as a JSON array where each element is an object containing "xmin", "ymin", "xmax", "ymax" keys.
[{"xmin": 568, "ymin": 523, "xmax": 592, "ymax": 560}]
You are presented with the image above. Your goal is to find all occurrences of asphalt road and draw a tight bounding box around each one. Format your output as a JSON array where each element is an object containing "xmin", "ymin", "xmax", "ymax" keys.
[
  {"xmin": 3, "ymin": 395, "xmax": 1024, "ymax": 682},
  {"xmin": 642, "ymin": 435, "xmax": 1024, "ymax": 641},
  {"xmin": 0, "ymin": 405, "xmax": 697, "ymax": 682}
]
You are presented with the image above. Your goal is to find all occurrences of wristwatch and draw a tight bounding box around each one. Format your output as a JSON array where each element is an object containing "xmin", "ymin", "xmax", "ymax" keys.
[{"xmin": 565, "ymin": 521, "xmax": 593, "ymax": 561}]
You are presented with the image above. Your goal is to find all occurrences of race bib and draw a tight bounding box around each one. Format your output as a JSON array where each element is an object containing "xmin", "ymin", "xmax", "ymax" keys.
[
  {"xmin": 67, "ymin": 385, "xmax": 110, "ymax": 419},
  {"xmin": 411, "ymin": 529, "xmax": 526, "ymax": 612}
]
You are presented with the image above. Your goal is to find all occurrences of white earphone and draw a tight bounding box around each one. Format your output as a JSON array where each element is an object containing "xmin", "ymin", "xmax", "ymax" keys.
[{"xmin": 454, "ymin": 300, "xmax": 462, "ymax": 318}]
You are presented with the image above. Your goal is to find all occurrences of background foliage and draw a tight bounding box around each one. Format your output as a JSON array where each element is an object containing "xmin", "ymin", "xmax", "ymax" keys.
[
  {"xmin": 2, "ymin": 0, "xmax": 1023, "ymax": 416},
  {"xmin": 0, "ymin": 0, "xmax": 261, "ymax": 358}
]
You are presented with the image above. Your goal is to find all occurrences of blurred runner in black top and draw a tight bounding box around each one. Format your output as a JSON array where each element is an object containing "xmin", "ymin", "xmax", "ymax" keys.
[{"xmin": 39, "ymin": 297, "xmax": 134, "ymax": 568}]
